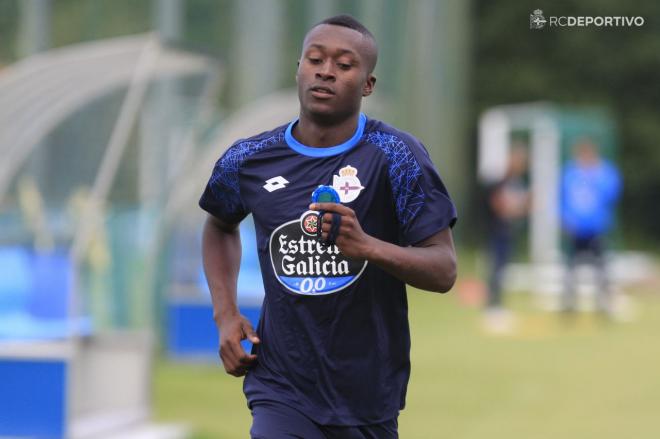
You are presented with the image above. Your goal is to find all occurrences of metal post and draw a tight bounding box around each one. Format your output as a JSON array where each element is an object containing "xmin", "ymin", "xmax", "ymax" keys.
[
  {"xmin": 70, "ymin": 37, "xmax": 161, "ymax": 331},
  {"xmin": 17, "ymin": 0, "xmax": 51, "ymax": 57},
  {"xmin": 232, "ymin": 0, "xmax": 284, "ymax": 106}
]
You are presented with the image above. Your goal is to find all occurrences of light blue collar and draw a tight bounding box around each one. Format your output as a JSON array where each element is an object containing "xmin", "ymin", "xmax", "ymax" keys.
[{"xmin": 285, "ymin": 113, "xmax": 367, "ymax": 157}]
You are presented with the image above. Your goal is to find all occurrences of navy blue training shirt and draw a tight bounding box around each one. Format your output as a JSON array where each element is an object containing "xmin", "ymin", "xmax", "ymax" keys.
[{"xmin": 199, "ymin": 113, "xmax": 457, "ymax": 426}]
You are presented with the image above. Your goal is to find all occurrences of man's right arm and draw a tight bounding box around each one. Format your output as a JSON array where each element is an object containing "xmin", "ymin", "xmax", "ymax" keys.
[{"xmin": 202, "ymin": 214, "xmax": 260, "ymax": 377}]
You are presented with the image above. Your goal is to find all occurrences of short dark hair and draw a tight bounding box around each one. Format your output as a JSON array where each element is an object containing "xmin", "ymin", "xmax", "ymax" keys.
[{"xmin": 315, "ymin": 14, "xmax": 375, "ymax": 41}]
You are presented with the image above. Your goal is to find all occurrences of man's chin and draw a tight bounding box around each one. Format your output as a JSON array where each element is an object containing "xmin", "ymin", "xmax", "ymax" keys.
[
  {"xmin": 304, "ymin": 104, "xmax": 353, "ymax": 125},
  {"xmin": 305, "ymin": 101, "xmax": 335, "ymax": 114}
]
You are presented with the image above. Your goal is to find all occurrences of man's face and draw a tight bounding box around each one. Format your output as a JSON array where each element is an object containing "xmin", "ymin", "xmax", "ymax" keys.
[
  {"xmin": 575, "ymin": 141, "xmax": 599, "ymax": 165},
  {"xmin": 296, "ymin": 24, "xmax": 376, "ymax": 123}
]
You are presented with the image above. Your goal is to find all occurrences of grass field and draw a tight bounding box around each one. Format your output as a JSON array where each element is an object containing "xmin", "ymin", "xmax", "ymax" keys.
[{"xmin": 153, "ymin": 287, "xmax": 660, "ymax": 438}]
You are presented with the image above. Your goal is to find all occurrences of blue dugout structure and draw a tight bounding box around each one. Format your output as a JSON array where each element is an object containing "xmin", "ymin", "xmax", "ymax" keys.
[{"xmin": 167, "ymin": 216, "xmax": 264, "ymax": 359}]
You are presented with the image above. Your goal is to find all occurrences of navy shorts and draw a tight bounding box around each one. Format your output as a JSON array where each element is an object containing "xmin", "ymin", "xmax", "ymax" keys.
[{"xmin": 250, "ymin": 401, "xmax": 398, "ymax": 439}]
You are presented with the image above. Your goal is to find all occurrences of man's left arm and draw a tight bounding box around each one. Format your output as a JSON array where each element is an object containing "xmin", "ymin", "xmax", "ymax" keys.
[{"xmin": 312, "ymin": 202, "xmax": 457, "ymax": 293}]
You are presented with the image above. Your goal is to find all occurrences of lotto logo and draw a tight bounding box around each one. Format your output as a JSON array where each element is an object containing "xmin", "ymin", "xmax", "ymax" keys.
[{"xmin": 263, "ymin": 176, "xmax": 289, "ymax": 192}]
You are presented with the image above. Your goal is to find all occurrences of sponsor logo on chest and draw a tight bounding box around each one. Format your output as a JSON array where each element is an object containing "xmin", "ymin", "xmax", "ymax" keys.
[
  {"xmin": 269, "ymin": 219, "xmax": 367, "ymax": 295},
  {"xmin": 269, "ymin": 192, "xmax": 368, "ymax": 293},
  {"xmin": 268, "ymin": 164, "xmax": 368, "ymax": 295}
]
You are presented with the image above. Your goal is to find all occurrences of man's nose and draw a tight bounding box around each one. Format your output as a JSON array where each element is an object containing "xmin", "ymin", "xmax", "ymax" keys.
[{"xmin": 315, "ymin": 62, "xmax": 335, "ymax": 81}]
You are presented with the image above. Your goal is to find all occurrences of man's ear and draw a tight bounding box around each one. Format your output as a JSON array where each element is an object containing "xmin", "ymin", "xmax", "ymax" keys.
[{"xmin": 362, "ymin": 74, "xmax": 376, "ymax": 97}]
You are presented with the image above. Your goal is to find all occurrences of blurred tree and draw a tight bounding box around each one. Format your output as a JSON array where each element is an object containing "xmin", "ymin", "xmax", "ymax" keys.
[
  {"xmin": 473, "ymin": 0, "xmax": 660, "ymax": 246},
  {"xmin": 0, "ymin": 0, "xmax": 19, "ymax": 65}
]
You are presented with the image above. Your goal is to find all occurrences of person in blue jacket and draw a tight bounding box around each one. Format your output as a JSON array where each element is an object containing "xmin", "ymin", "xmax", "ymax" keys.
[{"xmin": 561, "ymin": 138, "xmax": 621, "ymax": 315}]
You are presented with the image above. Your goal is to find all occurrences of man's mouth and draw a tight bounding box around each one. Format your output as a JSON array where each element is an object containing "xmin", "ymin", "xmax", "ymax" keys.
[{"xmin": 309, "ymin": 86, "xmax": 335, "ymax": 97}]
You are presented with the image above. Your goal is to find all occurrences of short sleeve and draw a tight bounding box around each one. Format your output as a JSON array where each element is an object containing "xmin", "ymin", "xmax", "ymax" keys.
[
  {"xmin": 199, "ymin": 151, "xmax": 249, "ymax": 224},
  {"xmin": 368, "ymin": 131, "xmax": 457, "ymax": 246}
]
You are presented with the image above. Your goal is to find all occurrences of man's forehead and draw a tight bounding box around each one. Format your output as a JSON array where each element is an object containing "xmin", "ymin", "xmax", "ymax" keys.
[{"xmin": 303, "ymin": 24, "xmax": 370, "ymax": 54}]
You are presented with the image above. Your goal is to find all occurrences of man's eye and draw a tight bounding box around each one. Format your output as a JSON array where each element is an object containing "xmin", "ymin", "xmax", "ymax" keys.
[
  {"xmin": 308, "ymin": 58, "xmax": 322, "ymax": 64},
  {"xmin": 337, "ymin": 63, "xmax": 351, "ymax": 70}
]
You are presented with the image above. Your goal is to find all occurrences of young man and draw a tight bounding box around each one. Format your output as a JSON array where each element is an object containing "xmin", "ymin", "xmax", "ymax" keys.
[{"xmin": 200, "ymin": 15, "xmax": 457, "ymax": 438}]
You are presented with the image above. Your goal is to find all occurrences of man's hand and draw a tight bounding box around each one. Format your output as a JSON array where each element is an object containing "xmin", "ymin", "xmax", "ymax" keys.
[
  {"xmin": 218, "ymin": 313, "xmax": 260, "ymax": 377},
  {"xmin": 310, "ymin": 202, "xmax": 456, "ymax": 293},
  {"xmin": 311, "ymin": 202, "xmax": 374, "ymax": 259}
]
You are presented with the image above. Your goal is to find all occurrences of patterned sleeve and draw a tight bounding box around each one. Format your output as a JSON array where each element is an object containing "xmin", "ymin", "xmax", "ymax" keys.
[
  {"xmin": 368, "ymin": 131, "xmax": 457, "ymax": 246},
  {"xmin": 199, "ymin": 148, "xmax": 249, "ymax": 224}
]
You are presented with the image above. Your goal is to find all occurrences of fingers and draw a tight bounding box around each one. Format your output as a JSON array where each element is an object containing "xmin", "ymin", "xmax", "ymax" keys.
[
  {"xmin": 312, "ymin": 204, "xmax": 366, "ymax": 258},
  {"xmin": 320, "ymin": 213, "xmax": 353, "ymax": 235},
  {"xmin": 219, "ymin": 320, "xmax": 259, "ymax": 377},
  {"xmin": 220, "ymin": 339, "xmax": 257, "ymax": 377},
  {"xmin": 310, "ymin": 202, "xmax": 353, "ymax": 216},
  {"xmin": 242, "ymin": 321, "xmax": 261, "ymax": 345}
]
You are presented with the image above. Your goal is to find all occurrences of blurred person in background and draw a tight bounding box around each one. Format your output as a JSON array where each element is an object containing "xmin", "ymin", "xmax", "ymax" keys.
[
  {"xmin": 561, "ymin": 138, "xmax": 621, "ymax": 316},
  {"xmin": 483, "ymin": 143, "xmax": 529, "ymax": 332},
  {"xmin": 200, "ymin": 14, "xmax": 457, "ymax": 439}
]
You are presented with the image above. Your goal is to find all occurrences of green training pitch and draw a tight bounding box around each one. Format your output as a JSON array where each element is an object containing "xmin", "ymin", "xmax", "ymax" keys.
[{"xmin": 153, "ymin": 288, "xmax": 660, "ymax": 439}]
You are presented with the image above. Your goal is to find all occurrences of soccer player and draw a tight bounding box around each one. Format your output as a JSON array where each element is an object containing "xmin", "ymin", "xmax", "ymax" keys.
[{"xmin": 200, "ymin": 14, "xmax": 457, "ymax": 438}]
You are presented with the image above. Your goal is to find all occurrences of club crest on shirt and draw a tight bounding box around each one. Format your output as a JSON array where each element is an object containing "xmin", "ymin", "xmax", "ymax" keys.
[
  {"xmin": 269, "ymin": 216, "xmax": 368, "ymax": 296},
  {"xmin": 300, "ymin": 210, "xmax": 319, "ymax": 236},
  {"xmin": 332, "ymin": 165, "xmax": 364, "ymax": 203}
]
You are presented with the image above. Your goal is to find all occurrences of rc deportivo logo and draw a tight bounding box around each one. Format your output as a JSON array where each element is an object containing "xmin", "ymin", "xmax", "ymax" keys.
[
  {"xmin": 269, "ymin": 217, "xmax": 367, "ymax": 295},
  {"xmin": 530, "ymin": 9, "xmax": 547, "ymax": 29},
  {"xmin": 332, "ymin": 165, "xmax": 364, "ymax": 203},
  {"xmin": 530, "ymin": 9, "xmax": 645, "ymax": 29}
]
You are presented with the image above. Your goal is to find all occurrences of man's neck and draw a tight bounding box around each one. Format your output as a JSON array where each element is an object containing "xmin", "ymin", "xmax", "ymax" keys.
[{"xmin": 293, "ymin": 112, "xmax": 360, "ymax": 148}]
